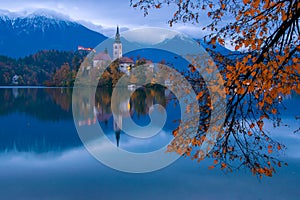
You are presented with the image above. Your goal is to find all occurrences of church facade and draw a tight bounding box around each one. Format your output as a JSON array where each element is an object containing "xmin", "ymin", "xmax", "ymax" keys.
[{"xmin": 93, "ymin": 26, "xmax": 134, "ymax": 76}]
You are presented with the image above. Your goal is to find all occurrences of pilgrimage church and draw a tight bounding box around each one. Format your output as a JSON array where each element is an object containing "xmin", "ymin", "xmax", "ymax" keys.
[{"xmin": 93, "ymin": 26, "xmax": 134, "ymax": 75}]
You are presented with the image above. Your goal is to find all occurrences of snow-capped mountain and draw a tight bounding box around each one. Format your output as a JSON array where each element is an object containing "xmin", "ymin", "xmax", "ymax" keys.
[
  {"xmin": 0, "ymin": 9, "xmax": 236, "ymax": 60},
  {"xmin": 155, "ymin": 34, "xmax": 238, "ymax": 56},
  {"xmin": 0, "ymin": 9, "xmax": 106, "ymax": 57}
]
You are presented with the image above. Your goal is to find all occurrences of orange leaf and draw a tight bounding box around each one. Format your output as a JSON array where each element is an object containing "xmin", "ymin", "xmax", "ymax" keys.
[
  {"xmin": 196, "ymin": 91, "xmax": 204, "ymax": 100},
  {"xmin": 189, "ymin": 65, "xmax": 196, "ymax": 73},
  {"xmin": 218, "ymin": 37, "xmax": 225, "ymax": 45},
  {"xmin": 271, "ymin": 108, "xmax": 277, "ymax": 114},
  {"xmin": 210, "ymin": 37, "xmax": 217, "ymax": 45},
  {"xmin": 155, "ymin": 3, "xmax": 161, "ymax": 8},
  {"xmin": 172, "ymin": 128, "xmax": 179, "ymax": 136},
  {"xmin": 221, "ymin": 163, "xmax": 227, "ymax": 169},
  {"xmin": 277, "ymin": 145, "xmax": 282, "ymax": 150},
  {"xmin": 252, "ymin": 0, "xmax": 260, "ymax": 8},
  {"xmin": 208, "ymin": 165, "xmax": 215, "ymax": 169},
  {"xmin": 268, "ymin": 149, "xmax": 273, "ymax": 154}
]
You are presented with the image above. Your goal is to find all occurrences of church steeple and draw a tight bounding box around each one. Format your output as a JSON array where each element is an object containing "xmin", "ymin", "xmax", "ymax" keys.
[
  {"xmin": 113, "ymin": 26, "xmax": 122, "ymax": 60},
  {"xmin": 115, "ymin": 26, "xmax": 121, "ymax": 44}
]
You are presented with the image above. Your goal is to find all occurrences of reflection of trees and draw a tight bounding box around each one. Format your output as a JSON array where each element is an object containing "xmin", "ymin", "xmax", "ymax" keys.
[
  {"xmin": 72, "ymin": 87, "xmax": 97, "ymax": 126},
  {"xmin": 45, "ymin": 88, "xmax": 72, "ymax": 112},
  {"xmin": 73, "ymin": 85, "xmax": 171, "ymax": 147},
  {"xmin": 0, "ymin": 88, "xmax": 72, "ymax": 121},
  {"xmin": 93, "ymin": 85, "xmax": 168, "ymax": 123},
  {"xmin": 95, "ymin": 87, "xmax": 113, "ymax": 123},
  {"xmin": 131, "ymin": 88, "xmax": 147, "ymax": 116}
]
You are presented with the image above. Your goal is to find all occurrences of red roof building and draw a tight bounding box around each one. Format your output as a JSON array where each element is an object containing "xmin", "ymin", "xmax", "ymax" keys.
[
  {"xmin": 94, "ymin": 52, "xmax": 112, "ymax": 61},
  {"xmin": 119, "ymin": 57, "xmax": 134, "ymax": 64}
]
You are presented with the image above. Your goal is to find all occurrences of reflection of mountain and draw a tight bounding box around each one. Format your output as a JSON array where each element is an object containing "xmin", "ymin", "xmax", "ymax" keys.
[
  {"xmin": 0, "ymin": 113, "xmax": 82, "ymax": 154},
  {"xmin": 0, "ymin": 88, "xmax": 81, "ymax": 153}
]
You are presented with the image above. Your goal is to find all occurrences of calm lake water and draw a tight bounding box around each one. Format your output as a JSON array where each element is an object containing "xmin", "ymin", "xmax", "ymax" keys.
[{"xmin": 0, "ymin": 87, "xmax": 299, "ymax": 200}]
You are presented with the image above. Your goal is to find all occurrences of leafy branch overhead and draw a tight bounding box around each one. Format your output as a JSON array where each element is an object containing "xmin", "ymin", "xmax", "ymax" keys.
[{"xmin": 130, "ymin": 0, "xmax": 300, "ymax": 178}]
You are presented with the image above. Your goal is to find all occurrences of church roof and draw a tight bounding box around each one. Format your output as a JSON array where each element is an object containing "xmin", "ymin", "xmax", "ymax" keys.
[
  {"xmin": 119, "ymin": 57, "xmax": 134, "ymax": 64},
  {"xmin": 94, "ymin": 52, "xmax": 112, "ymax": 61}
]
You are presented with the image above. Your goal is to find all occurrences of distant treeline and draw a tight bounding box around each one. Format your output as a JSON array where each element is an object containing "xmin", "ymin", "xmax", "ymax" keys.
[
  {"xmin": 0, "ymin": 49, "xmax": 166, "ymax": 87},
  {"xmin": 0, "ymin": 50, "xmax": 86, "ymax": 86},
  {"xmin": 0, "ymin": 50, "xmax": 155, "ymax": 87},
  {"xmin": 0, "ymin": 49, "xmax": 222, "ymax": 87}
]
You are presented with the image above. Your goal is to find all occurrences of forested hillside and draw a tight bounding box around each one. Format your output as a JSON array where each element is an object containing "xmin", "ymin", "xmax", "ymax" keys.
[{"xmin": 0, "ymin": 50, "xmax": 85, "ymax": 86}]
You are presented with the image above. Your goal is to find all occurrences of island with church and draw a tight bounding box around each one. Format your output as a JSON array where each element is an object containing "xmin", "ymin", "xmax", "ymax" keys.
[{"xmin": 76, "ymin": 26, "xmax": 163, "ymax": 88}]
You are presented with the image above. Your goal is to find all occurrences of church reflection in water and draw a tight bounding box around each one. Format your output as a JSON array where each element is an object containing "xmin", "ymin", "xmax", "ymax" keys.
[{"xmin": 76, "ymin": 85, "xmax": 175, "ymax": 147}]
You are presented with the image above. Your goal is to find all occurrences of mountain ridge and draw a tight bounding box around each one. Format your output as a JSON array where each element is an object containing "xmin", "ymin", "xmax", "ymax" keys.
[
  {"xmin": 0, "ymin": 9, "xmax": 107, "ymax": 58},
  {"xmin": 0, "ymin": 9, "xmax": 236, "ymax": 59}
]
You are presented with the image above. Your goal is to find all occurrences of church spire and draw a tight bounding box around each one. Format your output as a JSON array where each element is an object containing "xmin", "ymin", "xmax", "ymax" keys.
[
  {"xmin": 115, "ymin": 26, "xmax": 121, "ymax": 44},
  {"xmin": 113, "ymin": 26, "xmax": 122, "ymax": 59}
]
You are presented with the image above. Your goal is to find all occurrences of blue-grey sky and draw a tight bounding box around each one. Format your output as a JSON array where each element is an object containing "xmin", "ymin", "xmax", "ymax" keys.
[{"xmin": 0, "ymin": 0, "xmax": 210, "ymax": 38}]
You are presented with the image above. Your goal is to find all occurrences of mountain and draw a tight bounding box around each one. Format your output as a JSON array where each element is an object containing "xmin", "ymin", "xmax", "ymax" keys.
[
  {"xmin": 0, "ymin": 9, "xmax": 238, "ymax": 67},
  {"xmin": 156, "ymin": 34, "xmax": 238, "ymax": 56},
  {"xmin": 0, "ymin": 9, "xmax": 107, "ymax": 58},
  {"xmin": 122, "ymin": 34, "xmax": 239, "ymax": 72}
]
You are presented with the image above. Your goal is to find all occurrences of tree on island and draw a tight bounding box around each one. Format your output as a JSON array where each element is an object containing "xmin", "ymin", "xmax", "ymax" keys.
[{"xmin": 130, "ymin": 0, "xmax": 300, "ymax": 178}]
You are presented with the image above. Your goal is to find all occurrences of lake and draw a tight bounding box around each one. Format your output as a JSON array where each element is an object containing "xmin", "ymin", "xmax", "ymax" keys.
[{"xmin": 0, "ymin": 87, "xmax": 299, "ymax": 199}]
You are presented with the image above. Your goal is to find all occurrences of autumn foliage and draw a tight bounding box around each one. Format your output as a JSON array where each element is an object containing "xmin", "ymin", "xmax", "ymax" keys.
[{"xmin": 131, "ymin": 0, "xmax": 299, "ymax": 177}]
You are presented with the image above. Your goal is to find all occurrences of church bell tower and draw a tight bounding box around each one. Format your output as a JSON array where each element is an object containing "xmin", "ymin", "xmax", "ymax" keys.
[{"xmin": 113, "ymin": 26, "xmax": 122, "ymax": 60}]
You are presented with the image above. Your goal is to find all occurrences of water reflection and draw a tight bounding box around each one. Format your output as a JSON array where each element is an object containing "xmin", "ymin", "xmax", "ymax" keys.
[
  {"xmin": 0, "ymin": 88, "xmax": 300, "ymax": 199},
  {"xmin": 0, "ymin": 87, "xmax": 72, "ymax": 120},
  {"xmin": 0, "ymin": 86, "xmax": 179, "ymax": 153},
  {"xmin": 74, "ymin": 85, "xmax": 180, "ymax": 152}
]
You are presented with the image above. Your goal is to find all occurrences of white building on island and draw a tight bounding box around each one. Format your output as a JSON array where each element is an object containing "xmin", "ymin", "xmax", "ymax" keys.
[{"xmin": 93, "ymin": 26, "xmax": 134, "ymax": 75}]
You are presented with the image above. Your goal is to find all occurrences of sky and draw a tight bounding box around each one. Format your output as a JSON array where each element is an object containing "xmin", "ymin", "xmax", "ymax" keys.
[{"xmin": 0, "ymin": 0, "xmax": 210, "ymax": 38}]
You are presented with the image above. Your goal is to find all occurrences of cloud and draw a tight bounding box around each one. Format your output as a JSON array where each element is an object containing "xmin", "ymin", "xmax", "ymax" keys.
[
  {"xmin": 122, "ymin": 27, "xmax": 179, "ymax": 44},
  {"xmin": 173, "ymin": 24, "xmax": 207, "ymax": 39},
  {"xmin": 0, "ymin": 0, "xmax": 216, "ymax": 39},
  {"xmin": 76, "ymin": 20, "xmax": 122, "ymax": 37}
]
